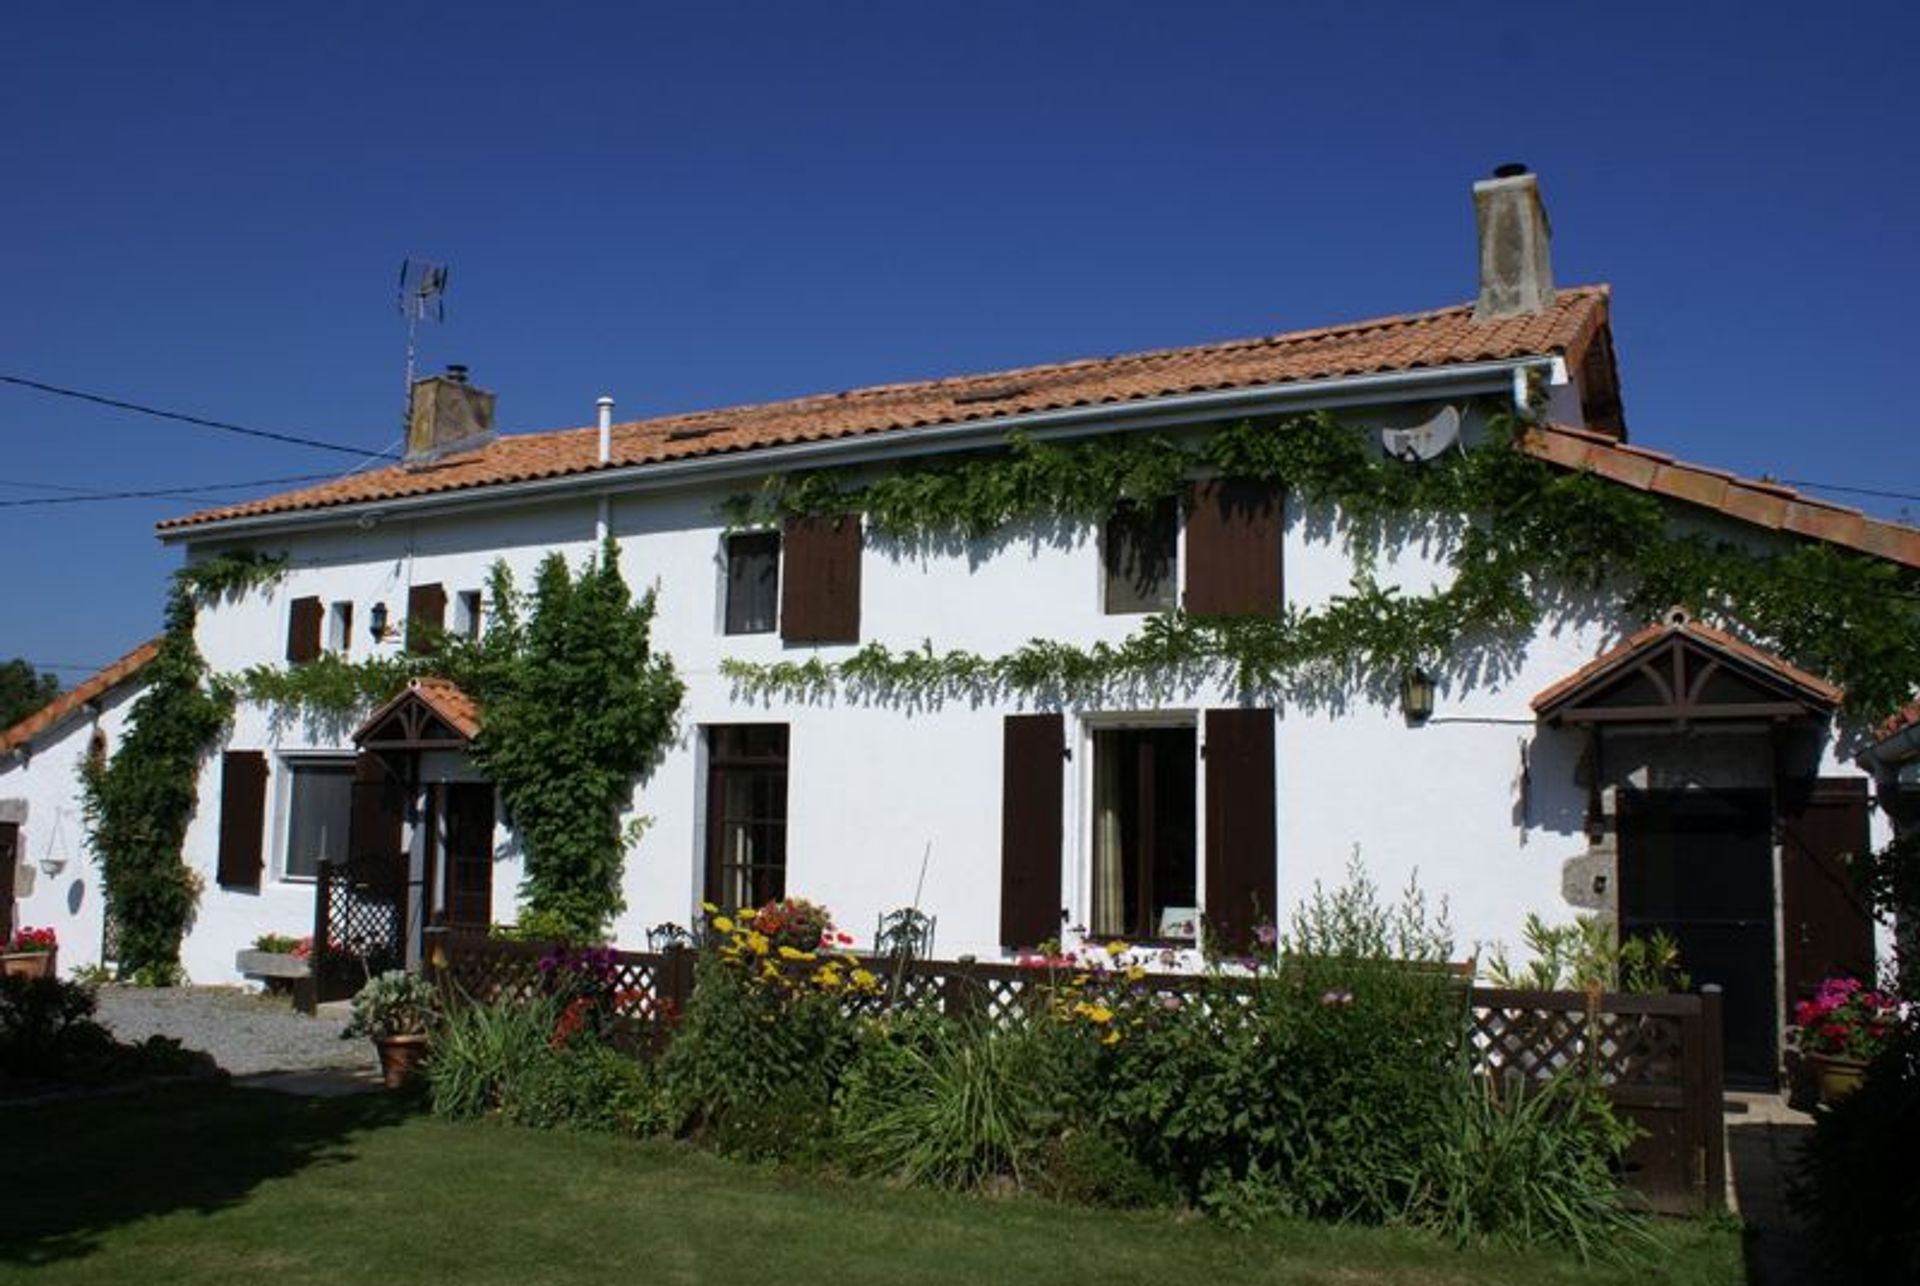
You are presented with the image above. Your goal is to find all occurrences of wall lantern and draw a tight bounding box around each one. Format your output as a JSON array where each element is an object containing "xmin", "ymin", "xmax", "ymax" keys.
[
  {"xmin": 369, "ymin": 601, "xmax": 391, "ymax": 643},
  {"xmin": 1400, "ymin": 667, "xmax": 1436, "ymax": 724}
]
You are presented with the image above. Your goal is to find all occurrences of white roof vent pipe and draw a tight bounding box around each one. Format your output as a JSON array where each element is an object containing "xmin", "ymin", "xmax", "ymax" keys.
[{"xmin": 596, "ymin": 396, "xmax": 614, "ymax": 465}]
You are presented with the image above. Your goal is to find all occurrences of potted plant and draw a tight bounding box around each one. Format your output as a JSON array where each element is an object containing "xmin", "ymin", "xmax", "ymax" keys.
[
  {"xmin": 2, "ymin": 926, "xmax": 58, "ymax": 979},
  {"xmin": 342, "ymin": 969, "xmax": 438, "ymax": 1089},
  {"xmin": 1792, "ymin": 976, "xmax": 1902, "ymax": 1102}
]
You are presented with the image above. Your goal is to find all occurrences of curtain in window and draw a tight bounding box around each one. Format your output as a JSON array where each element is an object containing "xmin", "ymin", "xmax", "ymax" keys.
[
  {"xmin": 1091, "ymin": 739, "xmax": 1125, "ymax": 936},
  {"xmin": 286, "ymin": 766, "xmax": 354, "ymax": 879}
]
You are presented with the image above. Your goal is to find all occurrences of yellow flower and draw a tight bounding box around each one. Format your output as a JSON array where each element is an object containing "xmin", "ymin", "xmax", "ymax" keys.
[
  {"xmin": 1084, "ymin": 1004, "xmax": 1114, "ymax": 1025},
  {"xmin": 1105, "ymin": 940, "xmax": 1128, "ymax": 957},
  {"xmin": 701, "ymin": 901, "xmax": 719, "ymax": 914},
  {"xmin": 760, "ymin": 961, "xmax": 781, "ymax": 981},
  {"xmin": 815, "ymin": 968, "xmax": 843, "ymax": 989},
  {"xmin": 1102, "ymin": 1029, "xmax": 1121, "ymax": 1046},
  {"xmin": 1125, "ymin": 965, "xmax": 1147, "ymax": 982},
  {"xmin": 710, "ymin": 915, "xmax": 735, "ymax": 935},
  {"xmin": 777, "ymin": 945, "xmax": 814, "ymax": 961},
  {"xmin": 746, "ymin": 932, "xmax": 770, "ymax": 956},
  {"xmin": 849, "ymin": 968, "xmax": 878, "ymax": 992}
]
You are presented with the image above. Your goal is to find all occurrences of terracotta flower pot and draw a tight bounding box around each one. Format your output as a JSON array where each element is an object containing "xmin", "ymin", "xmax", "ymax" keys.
[
  {"xmin": 1, "ymin": 950, "xmax": 56, "ymax": 980},
  {"xmin": 372, "ymin": 1033, "xmax": 430, "ymax": 1090},
  {"xmin": 1808, "ymin": 1052, "xmax": 1869, "ymax": 1103}
]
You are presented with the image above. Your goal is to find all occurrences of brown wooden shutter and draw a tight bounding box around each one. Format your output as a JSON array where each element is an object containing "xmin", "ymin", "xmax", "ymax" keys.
[
  {"xmin": 779, "ymin": 515, "xmax": 862, "ymax": 643},
  {"xmin": 215, "ymin": 751, "xmax": 268, "ymax": 889},
  {"xmin": 1184, "ymin": 479, "xmax": 1282, "ymax": 617},
  {"xmin": 1204, "ymin": 707, "xmax": 1277, "ymax": 953},
  {"xmin": 406, "ymin": 583, "xmax": 447, "ymax": 655},
  {"xmin": 1780, "ymin": 777, "xmax": 1876, "ymax": 1007},
  {"xmin": 285, "ymin": 596, "xmax": 323, "ymax": 664},
  {"xmin": 348, "ymin": 751, "xmax": 408, "ymax": 871},
  {"xmin": 336, "ymin": 601, "xmax": 353, "ymax": 651},
  {"xmin": 1000, "ymin": 713, "xmax": 1065, "ymax": 948}
]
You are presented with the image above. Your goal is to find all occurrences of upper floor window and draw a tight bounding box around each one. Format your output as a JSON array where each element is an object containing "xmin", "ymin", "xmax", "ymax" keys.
[
  {"xmin": 285, "ymin": 596, "xmax": 323, "ymax": 663},
  {"xmin": 1103, "ymin": 498, "xmax": 1178, "ymax": 614},
  {"xmin": 724, "ymin": 532, "xmax": 780, "ymax": 635},
  {"xmin": 326, "ymin": 601, "xmax": 353, "ymax": 655},
  {"xmin": 454, "ymin": 590, "xmax": 484, "ymax": 640}
]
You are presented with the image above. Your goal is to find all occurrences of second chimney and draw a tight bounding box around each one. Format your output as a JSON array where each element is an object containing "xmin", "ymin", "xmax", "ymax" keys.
[
  {"xmin": 1473, "ymin": 165, "xmax": 1555, "ymax": 319},
  {"xmin": 407, "ymin": 364, "xmax": 496, "ymax": 463}
]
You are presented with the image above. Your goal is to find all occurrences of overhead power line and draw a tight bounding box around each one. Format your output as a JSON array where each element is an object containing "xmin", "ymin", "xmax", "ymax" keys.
[
  {"xmin": 0, "ymin": 373, "xmax": 400, "ymax": 461},
  {"xmin": 1773, "ymin": 477, "xmax": 1920, "ymax": 505},
  {"xmin": 0, "ymin": 472, "xmax": 339, "ymax": 509}
]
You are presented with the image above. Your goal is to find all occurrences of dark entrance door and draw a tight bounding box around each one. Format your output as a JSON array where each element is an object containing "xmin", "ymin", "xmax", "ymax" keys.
[
  {"xmin": 1619, "ymin": 788, "xmax": 1777, "ymax": 1085},
  {"xmin": 0, "ymin": 822, "xmax": 17, "ymax": 946},
  {"xmin": 442, "ymin": 782, "xmax": 495, "ymax": 930},
  {"xmin": 1780, "ymin": 778, "xmax": 1876, "ymax": 1007}
]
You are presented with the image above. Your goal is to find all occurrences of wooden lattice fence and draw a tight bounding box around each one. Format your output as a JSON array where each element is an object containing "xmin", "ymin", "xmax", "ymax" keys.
[{"xmin": 422, "ymin": 931, "xmax": 1725, "ymax": 1213}]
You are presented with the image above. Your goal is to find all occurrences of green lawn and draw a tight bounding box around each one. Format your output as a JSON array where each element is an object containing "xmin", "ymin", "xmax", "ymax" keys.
[{"xmin": 0, "ymin": 1084, "xmax": 1742, "ymax": 1285}]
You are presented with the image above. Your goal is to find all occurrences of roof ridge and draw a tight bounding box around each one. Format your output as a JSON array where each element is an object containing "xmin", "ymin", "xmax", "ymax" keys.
[
  {"xmin": 160, "ymin": 286, "xmax": 1615, "ymax": 532},
  {"xmin": 1, "ymin": 636, "xmax": 164, "ymax": 754}
]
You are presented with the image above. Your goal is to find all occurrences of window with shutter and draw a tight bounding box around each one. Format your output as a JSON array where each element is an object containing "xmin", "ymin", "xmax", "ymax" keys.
[
  {"xmin": 1203, "ymin": 707, "xmax": 1277, "ymax": 953},
  {"xmin": 999, "ymin": 713, "xmax": 1065, "ymax": 948},
  {"xmin": 779, "ymin": 515, "xmax": 861, "ymax": 643},
  {"xmin": 285, "ymin": 596, "xmax": 323, "ymax": 664},
  {"xmin": 216, "ymin": 751, "xmax": 269, "ymax": 889},
  {"xmin": 724, "ymin": 531, "xmax": 780, "ymax": 635},
  {"xmin": 1184, "ymin": 479, "xmax": 1282, "ymax": 616},
  {"xmin": 406, "ymin": 583, "xmax": 448, "ymax": 656},
  {"xmin": 326, "ymin": 601, "xmax": 353, "ymax": 655},
  {"xmin": 1103, "ymin": 498, "xmax": 1179, "ymax": 614}
]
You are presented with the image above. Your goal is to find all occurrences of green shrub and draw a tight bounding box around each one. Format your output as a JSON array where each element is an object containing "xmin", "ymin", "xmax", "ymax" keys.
[
  {"xmin": 1079, "ymin": 862, "xmax": 1468, "ymax": 1221},
  {"xmin": 1036, "ymin": 1126, "xmax": 1175, "ymax": 1209},
  {"xmin": 0, "ymin": 975, "xmax": 214, "ymax": 1088},
  {"xmin": 1796, "ymin": 1023, "xmax": 1920, "ymax": 1282},
  {"xmin": 655, "ymin": 952, "xmax": 859, "ymax": 1146}
]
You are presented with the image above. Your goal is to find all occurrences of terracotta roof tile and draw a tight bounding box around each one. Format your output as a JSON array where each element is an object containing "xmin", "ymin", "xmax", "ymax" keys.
[
  {"xmin": 1531, "ymin": 616, "xmax": 1844, "ymax": 715},
  {"xmin": 1, "ymin": 638, "xmax": 162, "ymax": 754},
  {"xmin": 161, "ymin": 287, "xmax": 1615, "ymax": 532},
  {"xmin": 353, "ymin": 676, "xmax": 480, "ymax": 744},
  {"xmin": 1522, "ymin": 425, "xmax": 1920, "ymax": 571}
]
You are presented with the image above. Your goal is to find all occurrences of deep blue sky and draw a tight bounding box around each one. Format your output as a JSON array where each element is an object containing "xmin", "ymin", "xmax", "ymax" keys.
[{"xmin": 4, "ymin": 3, "xmax": 1915, "ymax": 683}]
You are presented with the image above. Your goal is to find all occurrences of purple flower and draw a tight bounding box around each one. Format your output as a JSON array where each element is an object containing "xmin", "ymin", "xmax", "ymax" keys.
[{"xmin": 1320, "ymin": 988, "xmax": 1354, "ymax": 1008}]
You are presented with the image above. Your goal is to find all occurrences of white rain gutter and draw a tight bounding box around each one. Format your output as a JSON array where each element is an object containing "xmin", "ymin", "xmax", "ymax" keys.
[{"xmin": 160, "ymin": 357, "xmax": 1561, "ymax": 544}]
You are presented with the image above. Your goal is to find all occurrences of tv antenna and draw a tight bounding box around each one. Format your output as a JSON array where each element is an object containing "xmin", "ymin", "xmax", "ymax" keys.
[{"xmin": 397, "ymin": 258, "xmax": 450, "ymax": 409}]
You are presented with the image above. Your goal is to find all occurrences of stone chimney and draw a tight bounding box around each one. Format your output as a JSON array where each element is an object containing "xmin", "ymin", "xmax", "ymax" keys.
[
  {"xmin": 1473, "ymin": 164, "xmax": 1555, "ymax": 319},
  {"xmin": 407, "ymin": 363, "xmax": 495, "ymax": 463}
]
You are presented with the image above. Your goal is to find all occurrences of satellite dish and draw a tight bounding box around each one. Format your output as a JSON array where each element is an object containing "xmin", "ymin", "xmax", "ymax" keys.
[{"xmin": 1381, "ymin": 404, "xmax": 1462, "ymax": 462}]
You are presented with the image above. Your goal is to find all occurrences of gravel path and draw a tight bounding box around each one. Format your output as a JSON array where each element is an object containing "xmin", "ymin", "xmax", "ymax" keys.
[{"xmin": 93, "ymin": 987, "xmax": 370, "ymax": 1077}]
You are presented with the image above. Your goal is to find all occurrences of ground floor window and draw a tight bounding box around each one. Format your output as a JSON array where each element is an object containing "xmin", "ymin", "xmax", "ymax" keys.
[
  {"xmin": 284, "ymin": 760, "xmax": 355, "ymax": 880},
  {"xmin": 1090, "ymin": 724, "xmax": 1197, "ymax": 941},
  {"xmin": 704, "ymin": 724, "xmax": 789, "ymax": 910}
]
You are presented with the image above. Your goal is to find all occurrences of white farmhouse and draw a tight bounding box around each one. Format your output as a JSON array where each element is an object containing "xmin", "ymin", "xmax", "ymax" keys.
[{"xmin": 5, "ymin": 169, "xmax": 1914, "ymax": 1088}]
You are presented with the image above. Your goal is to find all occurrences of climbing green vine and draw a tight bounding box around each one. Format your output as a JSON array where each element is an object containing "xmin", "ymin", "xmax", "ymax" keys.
[
  {"xmin": 82, "ymin": 551, "xmax": 285, "ymax": 982},
  {"xmin": 233, "ymin": 543, "xmax": 684, "ymax": 940},
  {"xmin": 718, "ymin": 412, "xmax": 1920, "ymax": 725}
]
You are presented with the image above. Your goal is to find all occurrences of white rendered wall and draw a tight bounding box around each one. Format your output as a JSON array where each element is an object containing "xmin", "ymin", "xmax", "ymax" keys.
[
  {"xmin": 0, "ymin": 682, "xmax": 141, "ymax": 975},
  {"xmin": 168, "ymin": 427, "xmax": 1889, "ymax": 981}
]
